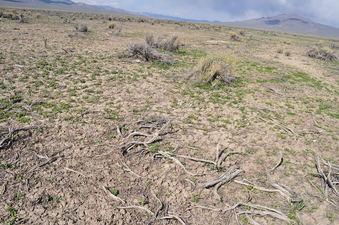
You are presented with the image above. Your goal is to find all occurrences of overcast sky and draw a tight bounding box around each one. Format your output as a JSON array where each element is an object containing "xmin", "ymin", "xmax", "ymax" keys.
[{"xmin": 73, "ymin": 0, "xmax": 339, "ymax": 27}]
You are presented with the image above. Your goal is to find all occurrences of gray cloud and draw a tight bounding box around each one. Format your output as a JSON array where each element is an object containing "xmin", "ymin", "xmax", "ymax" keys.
[{"xmin": 73, "ymin": 0, "xmax": 339, "ymax": 27}]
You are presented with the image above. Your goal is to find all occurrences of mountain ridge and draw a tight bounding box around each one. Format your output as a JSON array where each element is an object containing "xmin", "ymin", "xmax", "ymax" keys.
[
  {"xmin": 1, "ymin": 0, "xmax": 339, "ymax": 38},
  {"xmin": 222, "ymin": 14, "xmax": 339, "ymax": 38},
  {"xmin": 0, "ymin": 0, "xmax": 135, "ymax": 15}
]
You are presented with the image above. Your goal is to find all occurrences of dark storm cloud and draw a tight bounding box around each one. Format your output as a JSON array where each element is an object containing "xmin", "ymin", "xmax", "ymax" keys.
[{"xmin": 74, "ymin": 0, "xmax": 339, "ymax": 27}]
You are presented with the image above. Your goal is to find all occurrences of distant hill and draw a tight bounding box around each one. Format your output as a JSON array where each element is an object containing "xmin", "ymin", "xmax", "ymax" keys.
[
  {"xmin": 141, "ymin": 12, "xmax": 211, "ymax": 23},
  {"xmin": 223, "ymin": 14, "xmax": 339, "ymax": 38},
  {"xmin": 0, "ymin": 0, "xmax": 135, "ymax": 15}
]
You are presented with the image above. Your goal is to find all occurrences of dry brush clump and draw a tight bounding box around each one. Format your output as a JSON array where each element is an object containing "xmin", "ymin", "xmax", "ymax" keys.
[
  {"xmin": 123, "ymin": 43, "xmax": 174, "ymax": 64},
  {"xmin": 109, "ymin": 22, "xmax": 123, "ymax": 36},
  {"xmin": 108, "ymin": 22, "xmax": 115, "ymax": 29},
  {"xmin": 145, "ymin": 34, "xmax": 183, "ymax": 52},
  {"xmin": 307, "ymin": 46, "xmax": 337, "ymax": 62},
  {"xmin": 229, "ymin": 32, "xmax": 241, "ymax": 41},
  {"xmin": 0, "ymin": 12, "xmax": 20, "ymax": 20},
  {"xmin": 75, "ymin": 24, "xmax": 88, "ymax": 32},
  {"xmin": 187, "ymin": 56, "xmax": 239, "ymax": 86}
]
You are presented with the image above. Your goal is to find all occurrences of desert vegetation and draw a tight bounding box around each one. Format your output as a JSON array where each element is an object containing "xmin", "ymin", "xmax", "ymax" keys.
[
  {"xmin": 307, "ymin": 46, "xmax": 338, "ymax": 62},
  {"xmin": 146, "ymin": 34, "xmax": 183, "ymax": 52},
  {"xmin": 75, "ymin": 24, "xmax": 88, "ymax": 32},
  {"xmin": 0, "ymin": 7, "xmax": 338, "ymax": 225},
  {"xmin": 187, "ymin": 57, "xmax": 238, "ymax": 86}
]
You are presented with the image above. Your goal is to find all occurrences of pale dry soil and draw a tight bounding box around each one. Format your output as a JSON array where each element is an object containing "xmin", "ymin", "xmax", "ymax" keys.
[{"xmin": 0, "ymin": 8, "xmax": 338, "ymax": 225}]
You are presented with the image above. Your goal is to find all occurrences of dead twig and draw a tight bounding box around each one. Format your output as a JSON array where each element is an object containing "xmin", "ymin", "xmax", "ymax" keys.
[
  {"xmin": 166, "ymin": 152, "xmax": 215, "ymax": 165},
  {"xmin": 234, "ymin": 179, "xmax": 282, "ymax": 195},
  {"xmin": 65, "ymin": 167, "xmax": 87, "ymax": 177},
  {"xmin": 117, "ymin": 205, "xmax": 154, "ymax": 215},
  {"xmin": 43, "ymin": 37, "xmax": 48, "ymax": 48},
  {"xmin": 160, "ymin": 215, "xmax": 187, "ymax": 225},
  {"xmin": 155, "ymin": 151, "xmax": 202, "ymax": 176},
  {"xmin": 270, "ymin": 152, "xmax": 284, "ymax": 173},
  {"xmin": 237, "ymin": 210, "xmax": 291, "ymax": 223},
  {"xmin": 216, "ymin": 151, "xmax": 243, "ymax": 169},
  {"xmin": 194, "ymin": 201, "xmax": 293, "ymax": 224},
  {"xmin": 259, "ymin": 117, "xmax": 295, "ymax": 136},
  {"xmin": 151, "ymin": 191, "xmax": 164, "ymax": 217},
  {"xmin": 246, "ymin": 214, "xmax": 262, "ymax": 225}
]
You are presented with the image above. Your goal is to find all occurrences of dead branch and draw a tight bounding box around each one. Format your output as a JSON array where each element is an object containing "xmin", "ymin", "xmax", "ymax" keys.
[
  {"xmin": 162, "ymin": 144, "xmax": 241, "ymax": 170},
  {"xmin": 267, "ymin": 87, "xmax": 284, "ymax": 97},
  {"xmin": 155, "ymin": 151, "xmax": 202, "ymax": 176},
  {"xmin": 121, "ymin": 119, "xmax": 171, "ymax": 155},
  {"xmin": 270, "ymin": 152, "xmax": 284, "ymax": 173},
  {"xmin": 168, "ymin": 152, "xmax": 215, "ymax": 165},
  {"xmin": 216, "ymin": 151, "xmax": 243, "ymax": 169},
  {"xmin": 246, "ymin": 215, "xmax": 262, "ymax": 225},
  {"xmin": 116, "ymin": 125, "xmax": 123, "ymax": 137},
  {"xmin": 65, "ymin": 167, "xmax": 87, "ymax": 177},
  {"xmin": 259, "ymin": 117, "xmax": 295, "ymax": 135},
  {"xmin": 204, "ymin": 165, "xmax": 243, "ymax": 189},
  {"xmin": 102, "ymin": 186, "xmax": 126, "ymax": 204},
  {"xmin": 234, "ymin": 179, "xmax": 283, "ymax": 195},
  {"xmin": 322, "ymin": 161, "xmax": 339, "ymax": 171},
  {"xmin": 215, "ymin": 143, "xmax": 224, "ymax": 165},
  {"xmin": 126, "ymin": 131, "xmax": 154, "ymax": 139},
  {"xmin": 117, "ymin": 205, "xmax": 154, "ymax": 215},
  {"xmin": 160, "ymin": 215, "xmax": 187, "ymax": 225},
  {"xmin": 43, "ymin": 37, "xmax": 48, "ymax": 48},
  {"xmin": 237, "ymin": 210, "xmax": 291, "ymax": 223},
  {"xmin": 194, "ymin": 201, "xmax": 293, "ymax": 224},
  {"xmin": 214, "ymin": 168, "xmax": 244, "ymax": 199},
  {"xmin": 151, "ymin": 191, "xmax": 164, "ymax": 217},
  {"xmin": 316, "ymin": 156, "xmax": 339, "ymax": 199}
]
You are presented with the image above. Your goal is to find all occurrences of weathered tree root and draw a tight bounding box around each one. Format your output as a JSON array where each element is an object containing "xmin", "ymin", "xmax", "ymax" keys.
[
  {"xmin": 155, "ymin": 144, "xmax": 242, "ymax": 172},
  {"xmin": 234, "ymin": 179, "xmax": 300, "ymax": 203},
  {"xmin": 160, "ymin": 215, "xmax": 187, "ymax": 225},
  {"xmin": 204, "ymin": 165, "xmax": 244, "ymax": 199},
  {"xmin": 194, "ymin": 201, "xmax": 294, "ymax": 224},
  {"xmin": 103, "ymin": 188, "xmax": 187, "ymax": 224},
  {"xmin": 121, "ymin": 119, "xmax": 172, "ymax": 155},
  {"xmin": 204, "ymin": 165, "xmax": 244, "ymax": 188},
  {"xmin": 154, "ymin": 151, "xmax": 203, "ymax": 176},
  {"xmin": 315, "ymin": 155, "xmax": 339, "ymax": 203}
]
